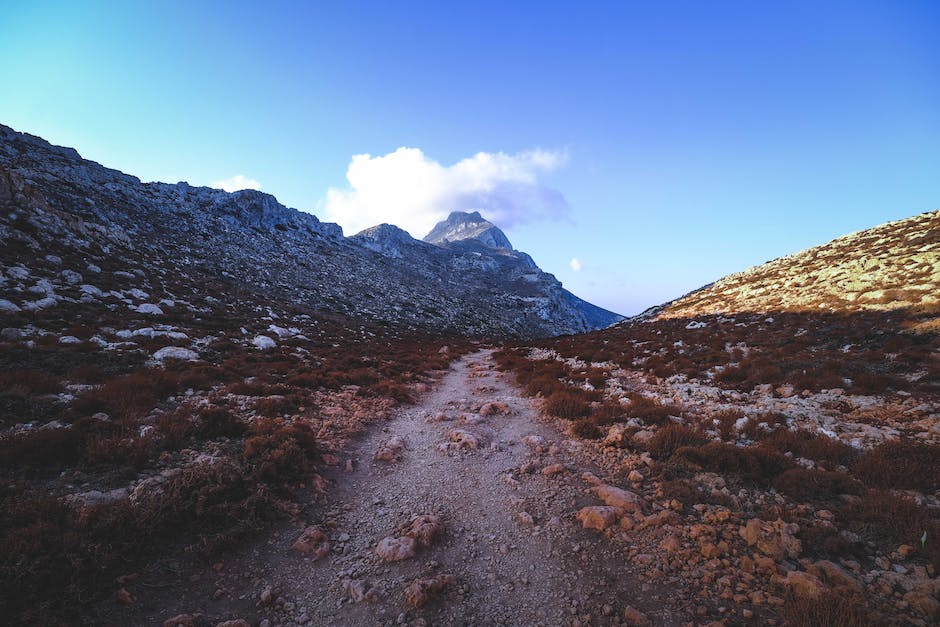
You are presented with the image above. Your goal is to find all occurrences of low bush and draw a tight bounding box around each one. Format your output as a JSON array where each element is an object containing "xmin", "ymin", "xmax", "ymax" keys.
[
  {"xmin": 647, "ymin": 424, "xmax": 707, "ymax": 459},
  {"xmin": 780, "ymin": 589, "xmax": 877, "ymax": 627},
  {"xmin": 543, "ymin": 390, "xmax": 594, "ymax": 419},
  {"xmin": 762, "ymin": 429, "xmax": 858, "ymax": 467},
  {"xmin": 772, "ymin": 468, "xmax": 863, "ymax": 502},
  {"xmin": 196, "ymin": 406, "xmax": 245, "ymax": 438},
  {"xmin": 852, "ymin": 439, "xmax": 940, "ymax": 492},
  {"xmin": 676, "ymin": 442, "xmax": 794, "ymax": 484}
]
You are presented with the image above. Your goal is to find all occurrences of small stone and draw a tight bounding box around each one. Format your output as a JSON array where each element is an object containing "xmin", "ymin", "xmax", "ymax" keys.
[
  {"xmin": 622, "ymin": 605, "xmax": 649, "ymax": 625},
  {"xmin": 292, "ymin": 526, "xmax": 330, "ymax": 559},
  {"xmin": 576, "ymin": 506, "xmax": 621, "ymax": 531},
  {"xmin": 542, "ymin": 463, "xmax": 566, "ymax": 477},
  {"xmin": 375, "ymin": 536, "xmax": 417, "ymax": 561}
]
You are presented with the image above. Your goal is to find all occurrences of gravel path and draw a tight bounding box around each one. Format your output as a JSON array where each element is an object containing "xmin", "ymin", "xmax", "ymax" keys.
[{"xmin": 102, "ymin": 350, "xmax": 684, "ymax": 626}]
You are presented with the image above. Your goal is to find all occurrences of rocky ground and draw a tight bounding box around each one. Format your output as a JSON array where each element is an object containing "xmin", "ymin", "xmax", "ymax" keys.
[{"xmin": 96, "ymin": 350, "xmax": 686, "ymax": 627}]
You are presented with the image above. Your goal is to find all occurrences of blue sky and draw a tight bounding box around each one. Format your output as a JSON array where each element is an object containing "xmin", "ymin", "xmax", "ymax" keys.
[{"xmin": 2, "ymin": 1, "xmax": 938, "ymax": 315}]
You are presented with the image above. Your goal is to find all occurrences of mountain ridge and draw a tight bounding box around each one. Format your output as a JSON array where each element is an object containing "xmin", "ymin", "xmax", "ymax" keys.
[{"xmin": 0, "ymin": 124, "xmax": 623, "ymax": 338}]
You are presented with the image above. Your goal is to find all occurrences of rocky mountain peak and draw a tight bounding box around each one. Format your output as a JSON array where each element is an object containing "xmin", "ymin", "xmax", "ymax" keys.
[{"xmin": 423, "ymin": 210, "xmax": 514, "ymax": 250}]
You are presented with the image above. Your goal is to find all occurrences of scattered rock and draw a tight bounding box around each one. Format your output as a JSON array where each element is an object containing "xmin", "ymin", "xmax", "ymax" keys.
[
  {"xmin": 622, "ymin": 605, "xmax": 649, "ymax": 625},
  {"xmin": 406, "ymin": 514, "xmax": 443, "ymax": 547},
  {"xmin": 163, "ymin": 614, "xmax": 202, "ymax": 627},
  {"xmin": 343, "ymin": 579, "xmax": 377, "ymax": 603},
  {"xmin": 592, "ymin": 485, "xmax": 643, "ymax": 513},
  {"xmin": 153, "ymin": 346, "xmax": 199, "ymax": 362},
  {"xmin": 479, "ymin": 402, "xmax": 510, "ymax": 417},
  {"xmin": 576, "ymin": 506, "xmax": 622, "ymax": 531},
  {"xmin": 291, "ymin": 526, "xmax": 330, "ymax": 559},
  {"xmin": 375, "ymin": 536, "xmax": 417, "ymax": 562},
  {"xmin": 404, "ymin": 574, "xmax": 456, "ymax": 608},
  {"xmin": 516, "ymin": 511, "xmax": 535, "ymax": 527},
  {"xmin": 446, "ymin": 428, "xmax": 479, "ymax": 450},
  {"xmin": 542, "ymin": 463, "xmax": 566, "ymax": 477},
  {"xmin": 252, "ymin": 335, "xmax": 276, "ymax": 350}
]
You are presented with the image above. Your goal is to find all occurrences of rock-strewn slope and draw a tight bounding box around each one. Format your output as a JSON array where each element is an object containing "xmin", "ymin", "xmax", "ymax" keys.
[
  {"xmin": 0, "ymin": 124, "xmax": 621, "ymax": 338},
  {"xmin": 655, "ymin": 210, "xmax": 940, "ymax": 319}
]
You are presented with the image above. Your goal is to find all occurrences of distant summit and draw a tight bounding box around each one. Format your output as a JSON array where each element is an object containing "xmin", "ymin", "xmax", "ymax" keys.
[{"xmin": 423, "ymin": 210, "xmax": 514, "ymax": 250}]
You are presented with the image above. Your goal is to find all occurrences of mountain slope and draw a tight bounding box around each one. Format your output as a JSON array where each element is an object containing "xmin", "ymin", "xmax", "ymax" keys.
[
  {"xmin": 656, "ymin": 210, "xmax": 940, "ymax": 319},
  {"xmin": 0, "ymin": 124, "xmax": 621, "ymax": 337}
]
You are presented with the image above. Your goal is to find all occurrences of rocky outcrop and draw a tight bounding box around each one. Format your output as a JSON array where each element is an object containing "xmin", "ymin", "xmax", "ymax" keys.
[{"xmin": 424, "ymin": 210, "xmax": 514, "ymax": 250}]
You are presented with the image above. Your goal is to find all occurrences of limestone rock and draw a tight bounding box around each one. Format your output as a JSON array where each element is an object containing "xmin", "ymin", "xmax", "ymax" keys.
[
  {"xmin": 576, "ymin": 506, "xmax": 622, "ymax": 530},
  {"xmin": 375, "ymin": 536, "xmax": 417, "ymax": 562}
]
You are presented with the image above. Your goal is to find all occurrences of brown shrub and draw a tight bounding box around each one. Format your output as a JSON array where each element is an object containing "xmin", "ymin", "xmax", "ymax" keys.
[
  {"xmin": 852, "ymin": 439, "xmax": 940, "ymax": 491},
  {"xmin": 243, "ymin": 418, "xmax": 318, "ymax": 484},
  {"xmin": 713, "ymin": 409, "xmax": 744, "ymax": 441},
  {"xmin": 196, "ymin": 406, "xmax": 245, "ymax": 438},
  {"xmin": 626, "ymin": 394, "xmax": 681, "ymax": 425},
  {"xmin": 0, "ymin": 369, "xmax": 63, "ymax": 396},
  {"xmin": 798, "ymin": 522, "xmax": 855, "ymax": 560},
  {"xmin": 676, "ymin": 442, "xmax": 794, "ymax": 484},
  {"xmin": 781, "ymin": 589, "xmax": 877, "ymax": 627},
  {"xmin": 71, "ymin": 369, "xmax": 178, "ymax": 423},
  {"xmin": 254, "ymin": 395, "xmax": 301, "ymax": 417},
  {"xmin": 543, "ymin": 390, "xmax": 593, "ymax": 419},
  {"xmin": 841, "ymin": 490, "xmax": 940, "ymax": 569},
  {"xmin": 82, "ymin": 434, "xmax": 154, "ymax": 469},
  {"xmin": 772, "ymin": 468, "xmax": 863, "ymax": 502},
  {"xmin": 0, "ymin": 428, "xmax": 85, "ymax": 469},
  {"xmin": 156, "ymin": 410, "xmax": 193, "ymax": 447},
  {"xmin": 569, "ymin": 417, "xmax": 602, "ymax": 439},
  {"xmin": 590, "ymin": 401, "xmax": 624, "ymax": 425},
  {"xmin": 647, "ymin": 424, "xmax": 707, "ymax": 459},
  {"xmin": 763, "ymin": 429, "xmax": 858, "ymax": 467}
]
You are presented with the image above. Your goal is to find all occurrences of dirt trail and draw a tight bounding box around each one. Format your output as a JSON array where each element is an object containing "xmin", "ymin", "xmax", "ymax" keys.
[{"xmin": 104, "ymin": 350, "xmax": 684, "ymax": 626}]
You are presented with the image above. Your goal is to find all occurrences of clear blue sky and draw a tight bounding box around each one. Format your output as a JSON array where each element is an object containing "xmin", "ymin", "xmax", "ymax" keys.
[{"xmin": 2, "ymin": 1, "xmax": 938, "ymax": 315}]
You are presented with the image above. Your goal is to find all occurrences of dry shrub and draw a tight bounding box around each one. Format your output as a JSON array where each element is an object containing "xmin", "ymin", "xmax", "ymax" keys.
[
  {"xmin": 661, "ymin": 478, "xmax": 699, "ymax": 505},
  {"xmin": 71, "ymin": 368, "xmax": 178, "ymax": 422},
  {"xmin": 647, "ymin": 424, "xmax": 707, "ymax": 458},
  {"xmin": 798, "ymin": 522, "xmax": 855, "ymax": 559},
  {"xmin": 781, "ymin": 589, "xmax": 878, "ymax": 627},
  {"xmin": 243, "ymin": 418, "xmax": 318, "ymax": 483},
  {"xmin": 82, "ymin": 434, "xmax": 154, "ymax": 469},
  {"xmin": 364, "ymin": 379, "xmax": 414, "ymax": 403},
  {"xmin": 591, "ymin": 401, "xmax": 624, "ymax": 425},
  {"xmin": 841, "ymin": 490, "xmax": 940, "ymax": 569},
  {"xmin": 0, "ymin": 428, "xmax": 85, "ymax": 469},
  {"xmin": 254, "ymin": 395, "xmax": 301, "ymax": 417},
  {"xmin": 626, "ymin": 393, "xmax": 681, "ymax": 425},
  {"xmin": 713, "ymin": 409, "xmax": 744, "ymax": 441},
  {"xmin": 196, "ymin": 406, "xmax": 245, "ymax": 438},
  {"xmin": 772, "ymin": 468, "xmax": 862, "ymax": 502},
  {"xmin": 0, "ymin": 369, "xmax": 62, "ymax": 396},
  {"xmin": 763, "ymin": 429, "xmax": 858, "ymax": 467},
  {"xmin": 569, "ymin": 417, "xmax": 602, "ymax": 439},
  {"xmin": 852, "ymin": 439, "xmax": 940, "ymax": 491},
  {"xmin": 676, "ymin": 442, "xmax": 794, "ymax": 484},
  {"xmin": 157, "ymin": 409, "xmax": 193, "ymax": 448},
  {"xmin": 543, "ymin": 390, "xmax": 593, "ymax": 419}
]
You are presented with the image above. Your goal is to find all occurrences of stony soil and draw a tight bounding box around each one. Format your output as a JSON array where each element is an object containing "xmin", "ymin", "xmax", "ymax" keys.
[{"xmin": 97, "ymin": 350, "xmax": 683, "ymax": 626}]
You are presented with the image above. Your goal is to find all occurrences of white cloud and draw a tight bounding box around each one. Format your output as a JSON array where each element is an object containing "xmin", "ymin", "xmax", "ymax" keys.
[
  {"xmin": 322, "ymin": 147, "xmax": 569, "ymax": 237},
  {"xmin": 212, "ymin": 174, "xmax": 262, "ymax": 192},
  {"xmin": 570, "ymin": 257, "xmax": 582, "ymax": 272}
]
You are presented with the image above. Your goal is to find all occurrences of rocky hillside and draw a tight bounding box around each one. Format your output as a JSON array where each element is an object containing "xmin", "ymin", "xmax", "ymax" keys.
[
  {"xmin": 0, "ymin": 124, "xmax": 621, "ymax": 338},
  {"xmin": 654, "ymin": 210, "xmax": 940, "ymax": 319}
]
